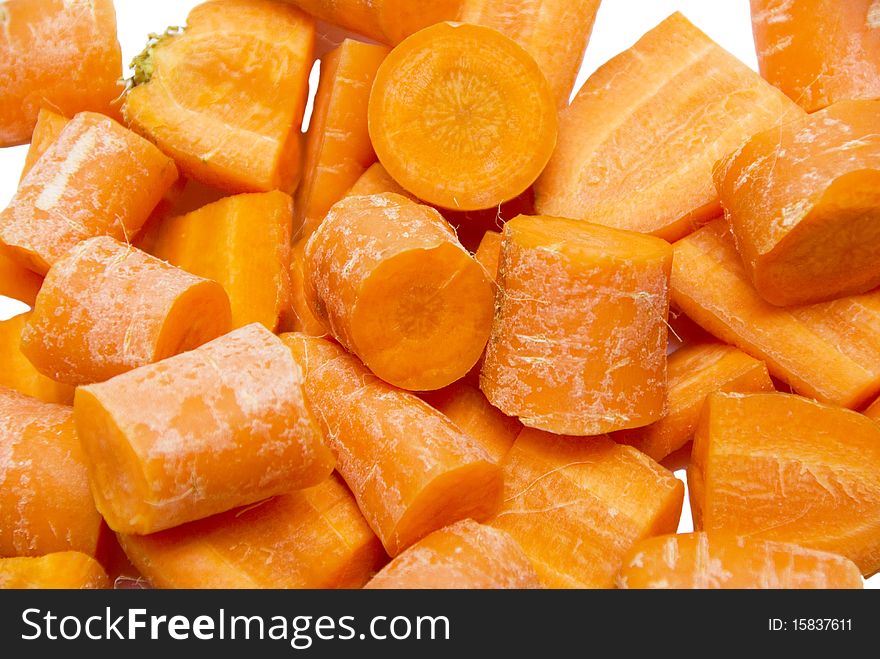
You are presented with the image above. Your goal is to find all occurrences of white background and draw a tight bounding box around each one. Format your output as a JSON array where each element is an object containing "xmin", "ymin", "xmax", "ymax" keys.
[{"xmin": 0, "ymin": 0, "xmax": 876, "ymax": 588}]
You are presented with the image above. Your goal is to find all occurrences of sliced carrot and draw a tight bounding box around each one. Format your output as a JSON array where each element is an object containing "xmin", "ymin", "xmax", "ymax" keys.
[
  {"xmin": 474, "ymin": 230, "xmax": 502, "ymax": 281},
  {"xmin": 119, "ymin": 475, "xmax": 386, "ymax": 589},
  {"xmin": 21, "ymin": 236, "xmax": 232, "ymax": 386},
  {"xmin": 282, "ymin": 333, "xmax": 503, "ymax": 557},
  {"xmin": 346, "ymin": 162, "xmax": 413, "ymax": 199},
  {"xmin": 865, "ymin": 397, "xmax": 880, "ymax": 421},
  {"xmin": 0, "ymin": 388, "xmax": 104, "ymax": 558},
  {"xmin": 618, "ymin": 532, "xmax": 863, "ymax": 589},
  {"xmin": 751, "ymin": 0, "xmax": 880, "ymax": 112},
  {"xmin": 667, "ymin": 310, "xmax": 714, "ymax": 348},
  {"xmin": 691, "ymin": 392, "xmax": 880, "ymax": 576},
  {"xmin": 481, "ymin": 215, "xmax": 672, "ymax": 435},
  {"xmin": 716, "ymin": 99, "xmax": 880, "ymax": 306},
  {"xmin": 534, "ymin": 12, "xmax": 803, "ymax": 241},
  {"xmin": 74, "ymin": 324, "xmax": 335, "ymax": 535},
  {"xmin": 124, "ymin": 0, "xmax": 314, "ymax": 193},
  {"xmin": 368, "ymin": 22, "xmax": 557, "ymax": 211},
  {"xmin": 672, "ymin": 219, "xmax": 880, "ymax": 408},
  {"xmin": 0, "ymin": 313, "xmax": 73, "ymax": 405},
  {"xmin": 365, "ymin": 519, "xmax": 540, "ymax": 589},
  {"xmin": 0, "ymin": 252, "xmax": 41, "ymax": 308},
  {"xmin": 19, "ymin": 109, "xmax": 68, "ymax": 182},
  {"xmin": 280, "ymin": 242, "xmax": 328, "ymax": 336},
  {"xmin": 0, "ymin": 112, "xmax": 178, "ymax": 276},
  {"xmin": 614, "ymin": 343, "xmax": 774, "ymax": 462},
  {"xmin": 490, "ymin": 429, "xmax": 684, "ymax": 588},
  {"xmin": 304, "ymin": 194, "xmax": 495, "ymax": 391},
  {"xmin": 0, "ymin": 0, "xmax": 122, "ymax": 146},
  {"xmin": 0, "ymin": 552, "xmax": 110, "ymax": 589}
]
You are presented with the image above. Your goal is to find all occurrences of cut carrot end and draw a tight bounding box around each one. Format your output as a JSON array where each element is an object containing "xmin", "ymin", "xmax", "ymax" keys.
[{"xmin": 0, "ymin": 552, "xmax": 110, "ymax": 589}]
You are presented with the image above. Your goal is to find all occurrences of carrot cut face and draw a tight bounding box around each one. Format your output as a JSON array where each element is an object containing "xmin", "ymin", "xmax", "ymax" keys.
[
  {"xmin": 365, "ymin": 519, "xmax": 540, "ymax": 589},
  {"xmin": 283, "ymin": 334, "xmax": 503, "ymax": 557},
  {"xmin": 368, "ymin": 22, "xmax": 557, "ymax": 211},
  {"xmin": 690, "ymin": 392, "xmax": 880, "ymax": 576},
  {"xmin": 672, "ymin": 219, "xmax": 880, "ymax": 409},
  {"xmin": 0, "ymin": 0, "xmax": 122, "ymax": 147},
  {"xmin": 716, "ymin": 99, "xmax": 880, "ymax": 306},
  {"xmin": 0, "ymin": 313, "xmax": 73, "ymax": 405},
  {"xmin": 119, "ymin": 475, "xmax": 386, "ymax": 589},
  {"xmin": 305, "ymin": 194, "xmax": 495, "ymax": 391},
  {"xmin": 124, "ymin": 0, "xmax": 314, "ymax": 194},
  {"xmin": 614, "ymin": 343, "xmax": 774, "ymax": 462},
  {"xmin": 0, "ymin": 112, "xmax": 179, "ymax": 276},
  {"xmin": 0, "ymin": 388, "xmax": 104, "ymax": 558},
  {"xmin": 19, "ymin": 109, "xmax": 68, "ymax": 182},
  {"xmin": 618, "ymin": 532, "xmax": 863, "ymax": 589},
  {"xmin": 21, "ymin": 237, "xmax": 232, "ymax": 386},
  {"xmin": 481, "ymin": 215, "xmax": 672, "ymax": 435},
  {"xmin": 751, "ymin": 0, "xmax": 880, "ymax": 112},
  {"xmin": 0, "ymin": 552, "xmax": 110, "ymax": 590},
  {"xmin": 490, "ymin": 429, "xmax": 684, "ymax": 588},
  {"xmin": 74, "ymin": 324, "xmax": 335, "ymax": 535},
  {"xmin": 534, "ymin": 12, "xmax": 803, "ymax": 241},
  {"xmin": 346, "ymin": 162, "xmax": 413, "ymax": 199},
  {"xmin": 474, "ymin": 231, "xmax": 502, "ymax": 282}
]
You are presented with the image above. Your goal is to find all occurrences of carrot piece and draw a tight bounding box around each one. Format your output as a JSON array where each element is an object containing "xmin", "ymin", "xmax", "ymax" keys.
[
  {"xmin": 365, "ymin": 519, "xmax": 540, "ymax": 589},
  {"xmin": 0, "ymin": 388, "xmax": 104, "ymax": 558},
  {"xmin": 295, "ymin": 39, "xmax": 389, "ymax": 239},
  {"xmin": 281, "ymin": 242, "xmax": 328, "ymax": 336},
  {"xmin": 141, "ymin": 192, "xmax": 292, "ymax": 331},
  {"xmin": 368, "ymin": 22, "xmax": 557, "ymax": 211},
  {"xmin": 460, "ymin": 0, "xmax": 600, "ymax": 107},
  {"xmin": 123, "ymin": 0, "xmax": 314, "ymax": 194},
  {"xmin": 0, "ymin": 313, "xmax": 73, "ymax": 405},
  {"xmin": 422, "ymin": 381, "xmax": 522, "ymax": 463},
  {"xmin": 691, "ymin": 392, "xmax": 880, "ymax": 576},
  {"xmin": 618, "ymin": 532, "xmax": 863, "ymax": 589},
  {"xmin": 304, "ymin": 194, "xmax": 495, "ymax": 391},
  {"xmin": 474, "ymin": 230, "xmax": 502, "ymax": 282},
  {"xmin": 0, "ymin": 0, "xmax": 122, "ymax": 147},
  {"xmin": 614, "ymin": 343, "xmax": 774, "ymax": 462},
  {"xmin": 490, "ymin": 429, "xmax": 684, "ymax": 588},
  {"xmin": 21, "ymin": 237, "xmax": 232, "ymax": 386},
  {"xmin": 346, "ymin": 162, "xmax": 413, "ymax": 199},
  {"xmin": 534, "ymin": 12, "xmax": 803, "ymax": 242},
  {"xmin": 19, "ymin": 109, "xmax": 68, "ymax": 182},
  {"xmin": 74, "ymin": 324, "xmax": 335, "ymax": 535},
  {"xmin": 282, "ymin": 333, "xmax": 503, "ymax": 556},
  {"xmin": 0, "ymin": 552, "xmax": 110, "ymax": 589},
  {"xmin": 751, "ymin": 0, "xmax": 880, "ymax": 113},
  {"xmin": 481, "ymin": 215, "xmax": 672, "ymax": 435},
  {"xmin": 0, "ymin": 112, "xmax": 179, "ymax": 276},
  {"xmin": 865, "ymin": 397, "xmax": 880, "ymax": 421},
  {"xmin": 672, "ymin": 219, "xmax": 880, "ymax": 408},
  {"xmin": 715, "ymin": 99, "xmax": 880, "ymax": 306},
  {"xmin": 119, "ymin": 475, "xmax": 386, "ymax": 589},
  {"xmin": 0, "ymin": 252, "xmax": 41, "ymax": 307}
]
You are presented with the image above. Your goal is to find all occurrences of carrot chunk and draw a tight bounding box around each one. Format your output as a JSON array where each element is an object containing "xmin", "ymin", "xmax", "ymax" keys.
[
  {"xmin": 346, "ymin": 162, "xmax": 413, "ymax": 199},
  {"xmin": 490, "ymin": 429, "xmax": 683, "ymax": 588},
  {"xmin": 865, "ymin": 397, "xmax": 880, "ymax": 421},
  {"xmin": 281, "ymin": 242, "xmax": 328, "ymax": 336},
  {"xmin": 474, "ymin": 231, "xmax": 502, "ymax": 282},
  {"xmin": 0, "ymin": 313, "xmax": 73, "ymax": 405},
  {"xmin": 618, "ymin": 532, "xmax": 863, "ymax": 589},
  {"xmin": 19, "ymin": 109, "xmax": 68, "ymax": 181},
  {"xmin": 305, "ymin": 194, "xmax": 495, "ymax": 391},
  {"xmin": 119, "ymin": 475, "xmax": 386, "ymax": 589},
  {"xmin": 0, "ymin": 0, "xmax": 122, "ymax": 146},
  {"xmin": 672, "ymin": 219, "xmax": 880, "ymax": 408},
  {"xmin": 21, "ymin": 237, "xmax": 232, "ymax": 386},
  {"xmin": 368, "ymin": 22, "xmax": 557, "ymax": 211},
  {"xmin": 534, "ymin": 12, "xmax": 803, "ymax": 241},
  {"xmin": 124, "ymin": 0, "xmax": 314, "ymax": 193},
  {"xmin": 691, "ymin": 392, "xmax": 880, "ymax": 576},
  {"xmin": 282, "ymin": 334, "xmax": 503, "ymax": 557},
  {"xmin": 0, "ymin": 112, "xmax": 179, "ymax": 276},
  {"xmin": 74, "ymin": 324, "xmax": 335, "ymax": 535},
  {"xmin": 751, "ymin": 0, "xmax": 880, "ymax": 112},
  {"xmin": 0, "ymin": 552, "xmax": 109, "ymax": 589},
  {"xmin": 0, "ymin": 388, "xmax": 104, "ymax": 558},
  {"xmin": 716, "ymin": 99, "xmax": 880, "ymax": 306},
  {"xmin": 0, "ymin": 252, "xmax": 41, "ymax": 306},
  {"xmin": 365, "ymin": 519, "xmax": 540, "ymax": 589},
  {"xmin": 481, "ymin": 215, "xmax": 672, "ymax": 435}
]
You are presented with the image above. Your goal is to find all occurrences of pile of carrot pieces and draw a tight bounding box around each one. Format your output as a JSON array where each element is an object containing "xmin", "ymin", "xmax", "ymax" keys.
[{"xmin": 0, "ymin": 0, "xmax": 878, "ymax": 591}]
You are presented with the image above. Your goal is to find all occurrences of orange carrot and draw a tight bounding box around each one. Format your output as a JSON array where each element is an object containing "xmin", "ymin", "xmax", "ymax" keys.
[
  {"xmin": 0, "ymin": 112, "xmax": 179, "ymax": 276},
  {"xmin": 19, "ymin": 109, "xmax": 68, "ymax": 181},
  {"xmin": 346, "ymin": 162, "xmax": 413, "ymax": 199},
  {"xmin": 365, "ymin": 519, "xmax": 540, "ymax": 589},
  {"xmin": 865, "ymin": 397, "xmax": 880, "ymax": 421},
  {"xmin": 672, "ymin": 219, "xmax": 880, "ymax": 409},
  {"xmin": 0, "ymin": 313, "xmax": 73, "ymax": 405},
  {"xmin": 124, "ymin": 0, "xmax": 314, "ymax": 193},
  {"xmin": 280, "ymin": 242, "xmax": 328, "ymax": 336},
  {"xmin": 282, "ymin": 333, "xmax": 503, "ymax": 556},
  {"xmin": 74, "ymin": 324, "xmax": 335, "ymax": 535},
  {"xmin": 368, "ymin": 22, "xmax": 557, "ymax": 211},
  {"xmin": 534, "ymin": 12, "xmax": 803, "ymax": 242},
  {"xmin": 21, "ymin": 236, "xmax": 232, "ymax": 386},
  {"xmin": 490, "ymin": 429, "xmax": 684, "ymax": 588},
  {"xmin": 481, "ymin": 215, "xmax": 672, "ymax": 435},
  {"xmin": 0, "ymin": 252, "xmax": 42, "ymax": 306},
  {"xmin": 0, "ymin": 552, "xmax": 110, "ymax": 589},
  {"xmin": 0, "ymin": 0, "xmax": 122, "ymax": 146},
  {"xmin": 304, "ymin": 194, "xmax": 495, "ymax": 391},
  {"xmin": 474, "ymin": 231, "xmax": 502, "ymax": 282},
  {"xmin": 715, "ymin": 99, "xmax": 880, "ymax": 306}
]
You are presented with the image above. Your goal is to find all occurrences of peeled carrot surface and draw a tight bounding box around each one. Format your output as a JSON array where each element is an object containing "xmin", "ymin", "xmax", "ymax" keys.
[
  {"xmin": 0, "ymin": 252, "xmax": 42, "ymax": 306},
  {"xmin": 474, "ymin": 230, "xmax": 502, "ymax": 282},
  {"xmin": 0, "ymin": 313, "xmax": 74, "ymax": 405},
  {"xmin": 0, "ymin": 552, "xmax": 110, "ymax": 590},
  {"xmin": 865, "ymin": 397, "xmax": 880, "ymax": 421},
  {"xmin": 282, "ymin": 241, "xmax": 328, "ymax": 336},
  {"xmin": 19, "ymin": 109, "xmax": 68, "ymax": 181},
  {"xmin": 346, "ymin": 162, "xmax": 412, "ymax": 200}
]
